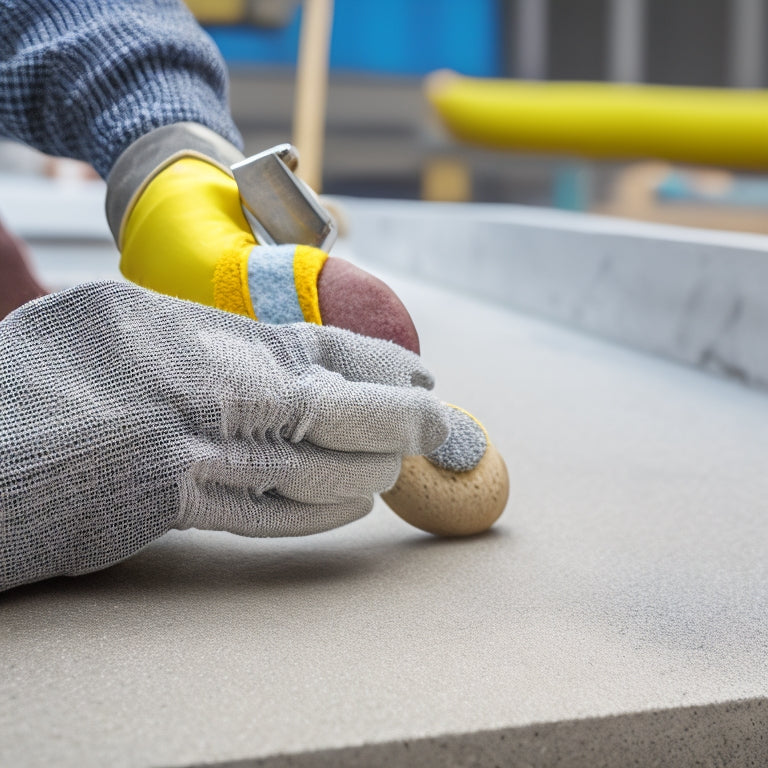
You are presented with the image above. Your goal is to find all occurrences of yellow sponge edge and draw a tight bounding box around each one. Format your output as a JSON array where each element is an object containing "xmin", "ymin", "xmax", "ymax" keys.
[
  {"xmin": 293, "ymin": 245, "xmax": 328, "ymax": 325},
  {"xmin": 213, "ymin": 250, "xmax": 257, "ymax": 319}
]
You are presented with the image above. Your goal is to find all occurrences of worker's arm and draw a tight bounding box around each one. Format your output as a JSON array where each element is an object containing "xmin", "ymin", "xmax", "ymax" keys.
[
  {"xmin": 0, "ymin": 0, "xmax": 241, "ymax": 178},
  {"xmin": 0, "ymin": 282, "xmax": 448, "ymax": 592}
]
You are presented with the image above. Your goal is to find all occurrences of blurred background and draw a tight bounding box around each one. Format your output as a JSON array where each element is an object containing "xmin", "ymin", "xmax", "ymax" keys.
[
  {"xmin": 190, "ymin": 0, "xmax": 768, "ymax": 234},
  {"xmin": 5, "ymin": 0, "xmax": 768, "ymax": 235}
]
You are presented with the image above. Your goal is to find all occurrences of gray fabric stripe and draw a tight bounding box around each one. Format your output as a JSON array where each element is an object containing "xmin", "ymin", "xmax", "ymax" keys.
[{"xmin": 247, "ymin": 245, "xmax": 303, "ymax": 324}]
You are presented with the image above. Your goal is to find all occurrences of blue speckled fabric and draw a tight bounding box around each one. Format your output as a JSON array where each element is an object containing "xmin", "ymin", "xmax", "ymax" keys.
[
  {"xmin": 427, "ymin": 405, "xmax": 487, "ymax": 472},
  {"xmin": 0, "ymin": 0, "xmax": 242, "ymax": 178}
]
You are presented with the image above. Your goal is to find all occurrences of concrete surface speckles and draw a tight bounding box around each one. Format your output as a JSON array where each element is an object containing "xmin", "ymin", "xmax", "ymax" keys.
[{"xmin": 1, "ymin": 210, "xmax": 767, "ymax": 767}]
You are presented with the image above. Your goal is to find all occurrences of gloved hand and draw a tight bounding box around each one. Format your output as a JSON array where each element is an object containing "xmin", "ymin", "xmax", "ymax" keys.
[
  {"xmin": 0, "ymin": 282, "xmax": 449, "ymax": 592},
  {"xmin": 107, "ymin": 123, "xmax": 328, "ymax": 323},
  {"xmin": 105, "ymin": 123, "xmax": 420, "ymax": 351}
]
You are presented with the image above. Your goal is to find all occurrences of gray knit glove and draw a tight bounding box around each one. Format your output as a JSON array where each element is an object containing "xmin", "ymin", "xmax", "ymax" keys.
[{"xmin": 0, "ymin": 282, "xmax": 449, "ymax": 592}]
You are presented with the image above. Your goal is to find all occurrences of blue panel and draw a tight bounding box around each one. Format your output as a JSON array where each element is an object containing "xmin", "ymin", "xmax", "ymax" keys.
[
  {"xmin": 204, "ymin": 0, "xmax": 502, "ymax": 77},
  {"xmin": 204, "ymin": 20, "xmax": 301, "ymax": 66}
]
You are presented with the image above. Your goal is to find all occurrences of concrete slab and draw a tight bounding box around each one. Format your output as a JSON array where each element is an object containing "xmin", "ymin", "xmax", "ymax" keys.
[
  {"xmin": 2, "ymin": 264, "xmax": 767, "ymax": 767},
  {"xmin": 340, "ymin": 197, "xmax": 768, "ymax": 391}
]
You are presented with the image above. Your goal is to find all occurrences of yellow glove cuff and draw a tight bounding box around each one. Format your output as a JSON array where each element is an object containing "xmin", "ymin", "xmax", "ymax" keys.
[
  {"xmin": 120, "ymin": 156, "xmax": 329, "ymax": 325},
  {"xmin": 293, "ymin": 245, "xmax": 328, "ymax": 325},
  {"xmin": 120, "ymin": 156, "xmax": 255, "ymax": 313},
  {"xmin": 212, "ymin": 248, "xmax": 257, "ymax": 319}
]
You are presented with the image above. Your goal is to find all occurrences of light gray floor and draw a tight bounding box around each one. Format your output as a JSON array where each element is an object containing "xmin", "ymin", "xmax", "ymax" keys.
[{"xmin": 2, "ymin": 256, "xmax": 767, "ymax": 766}]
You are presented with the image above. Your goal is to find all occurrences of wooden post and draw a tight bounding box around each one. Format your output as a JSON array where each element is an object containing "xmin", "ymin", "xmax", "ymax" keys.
[{"xmin": 292, "ymin": 0, "xmax": 334, "ymax": 193}]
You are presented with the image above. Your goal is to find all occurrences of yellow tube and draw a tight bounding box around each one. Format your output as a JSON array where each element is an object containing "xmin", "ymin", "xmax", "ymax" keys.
[{"xmin": 426, "ymin": 71, "xmax": 768, "ymax": 169}]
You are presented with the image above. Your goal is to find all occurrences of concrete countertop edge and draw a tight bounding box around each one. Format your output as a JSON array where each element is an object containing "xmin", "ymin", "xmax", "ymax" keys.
[
  {"xmin": 333, "ymin": 196, "xmax": 768, "ymax": 392},
  {"xmin": 191, "ymin": 697, "xmax": 768, "ymax": 768}
]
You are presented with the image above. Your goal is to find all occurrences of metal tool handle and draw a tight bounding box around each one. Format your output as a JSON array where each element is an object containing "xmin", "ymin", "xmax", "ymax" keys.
[{"xmin": 232, "ymin": 144, "xmax": 337, "ymax": 252}]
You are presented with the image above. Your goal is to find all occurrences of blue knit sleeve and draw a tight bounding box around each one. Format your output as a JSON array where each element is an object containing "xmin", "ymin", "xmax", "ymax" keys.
[{"xmin": 0, "ymin": 0, "xmax": 243, "ymax": 178}]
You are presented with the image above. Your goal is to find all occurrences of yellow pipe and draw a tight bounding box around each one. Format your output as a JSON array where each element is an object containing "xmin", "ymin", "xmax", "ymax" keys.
[{"xmin": 426, "ymin": 71, "xmax": 768, "ymax": 170}]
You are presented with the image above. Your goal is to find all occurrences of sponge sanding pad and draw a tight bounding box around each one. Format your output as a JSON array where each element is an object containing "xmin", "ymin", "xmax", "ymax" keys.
[
  {"xmin": 316, "ymin": 256, "xmax": 509, "ymax": 537},
  {"xmin": 317, "ymin": 257, "xmax": 421, "ymax": 354},
  {"xmin": 381, "ymin": 443, "xmax": 509, "ymax": 537}
]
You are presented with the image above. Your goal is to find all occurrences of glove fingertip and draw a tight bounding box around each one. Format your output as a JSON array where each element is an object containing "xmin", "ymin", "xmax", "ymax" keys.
[
  {"xmin": 409, "ymin": 361, "xmax": 435, "ymax": 390},
  {"xmin": 413, "ymin": 395, "xmax": 451, "ymax": 456},
  {"xmin": 427, "ymin": 405, "xmax": 488, "ymax": 472}
]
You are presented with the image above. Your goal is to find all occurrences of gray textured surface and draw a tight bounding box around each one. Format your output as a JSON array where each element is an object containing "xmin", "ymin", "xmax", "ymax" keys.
[
  {"xmin": 342, "ymin": 197, "xmax": 768, "ymax": 390},
  {"xmin": 212, "ymin": 700, "xmax": 768, "ymax": 767},
  {"xmin": 2, "ymin": 266, "xmax": 768, "ymax": 767}
]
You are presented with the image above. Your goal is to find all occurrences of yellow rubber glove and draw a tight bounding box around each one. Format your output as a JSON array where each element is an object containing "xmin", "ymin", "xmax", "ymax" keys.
[{"xmin": 119, "ymin": 156, "xmax": 327, "ymax": 323}]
